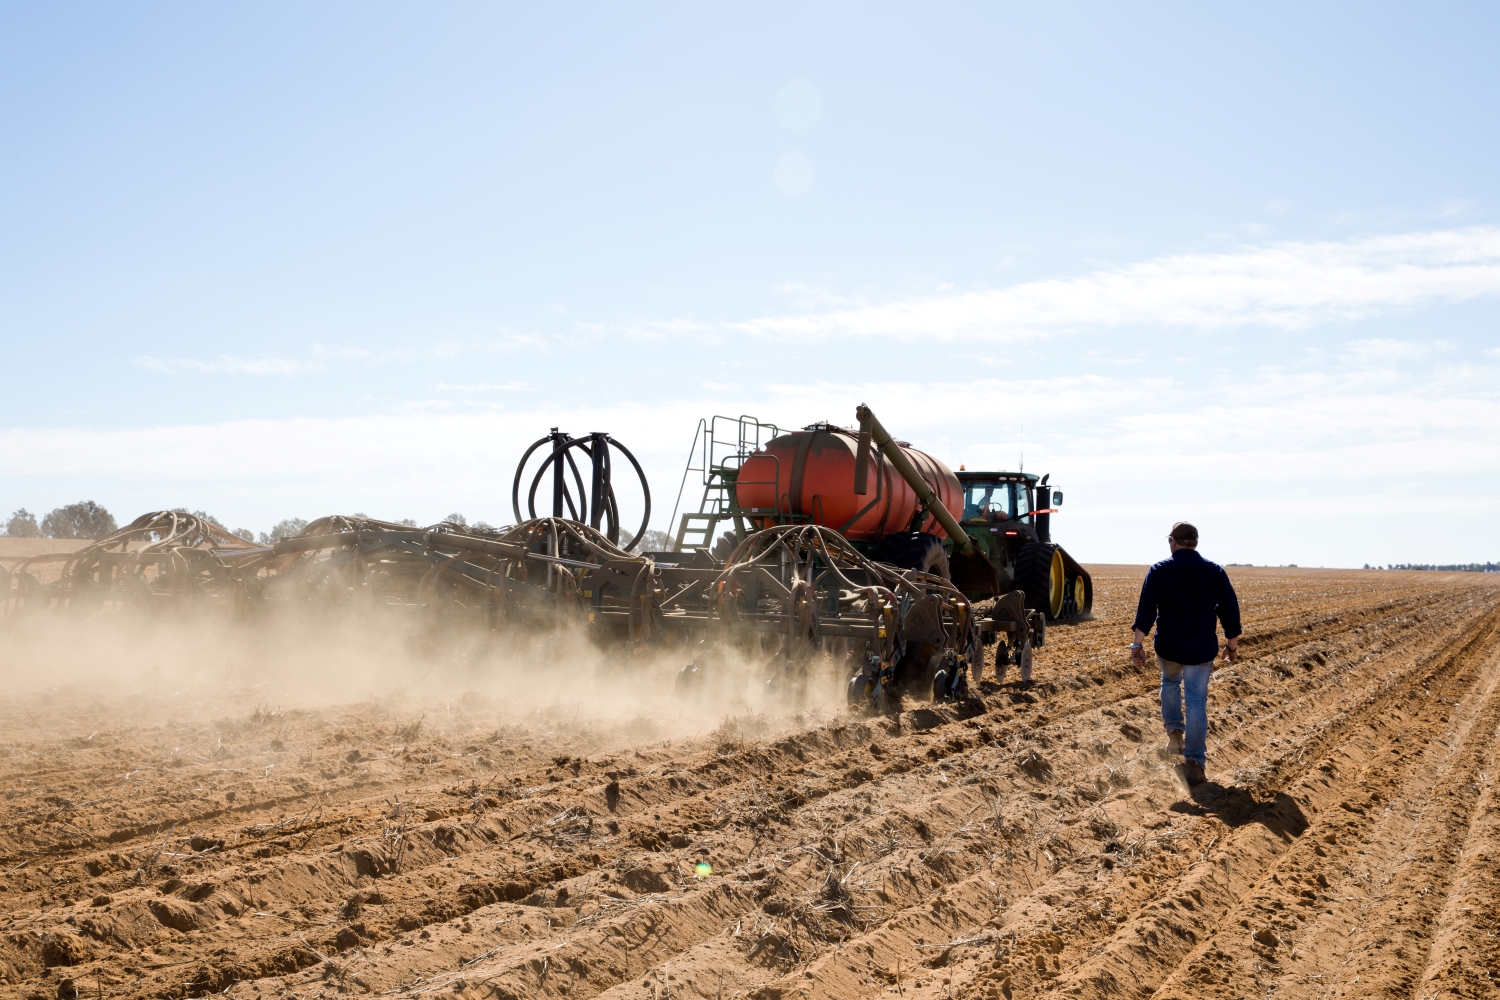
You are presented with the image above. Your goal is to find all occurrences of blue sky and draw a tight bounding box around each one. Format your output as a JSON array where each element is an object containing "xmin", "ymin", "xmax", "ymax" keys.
[{"xmin": 2, "ymin": 3, "xmax": 1497, "ymax": 566}]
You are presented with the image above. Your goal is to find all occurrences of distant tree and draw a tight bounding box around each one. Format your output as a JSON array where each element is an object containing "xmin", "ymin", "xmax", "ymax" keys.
[
  {"xmin": 630, "ymin": 529, "xmax": 675, "ymax": 552},
  {"xmin": 398, "ymin": 518, "xmax": 417, "ymax": 527},
  {"xmin": 41, "ymin": 501, "xmax": 117, "ymax": 539},
  {"xmin": 5, "ymin": 509, "xmax": 41, "ymax": 538},
  {"xmin": 443, "ymin": 513, "xmax": 468, "ymax": 527},
  {"xmin": 258, "ymin": 518, "xmax": 309, "ymax": 545},
  {"xmin": 232, "ymin": 528, "xmax": 255, "ymax": 543},
  {"xmin": 171, "ymin": 507, "xmax": 225, "ymax": 527}
]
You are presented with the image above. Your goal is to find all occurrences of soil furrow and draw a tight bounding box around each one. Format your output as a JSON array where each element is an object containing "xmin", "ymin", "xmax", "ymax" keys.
[
  {"xmin": 888, "ymin": 591, "xmax": 1500, "ymax": 1000},
  {"xmin": 0, "ymin": 567, "xmax": 1496, "ymax": 1000},
  {"xmin": 1138, "ymin": 604, "xmax": 1500, "ymax": 999}
]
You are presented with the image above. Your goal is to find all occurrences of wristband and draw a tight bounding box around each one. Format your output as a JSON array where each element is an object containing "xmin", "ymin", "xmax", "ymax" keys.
[{"xmin": 1129, "ymin": 643, "xmax": 1143, "ymax": 650}]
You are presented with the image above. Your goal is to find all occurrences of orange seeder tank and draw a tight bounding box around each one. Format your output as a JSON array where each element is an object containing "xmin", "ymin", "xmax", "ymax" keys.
[{"xmin": 735, "ymin": 424, "xmax": 963, "ymax": 540}]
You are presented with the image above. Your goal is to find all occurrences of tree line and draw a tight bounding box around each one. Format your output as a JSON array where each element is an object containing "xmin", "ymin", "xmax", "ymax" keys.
[
  {"xmin": 2, "ymin": 504, "xmax": 511, "ymax": 546},
  {"xmin": 1366, "ymin": 562, "xmax": 1500, "ymax": 572},
  {"xmin": 4, "ymin": 502, "xmax": 119, "ymax": 540}
]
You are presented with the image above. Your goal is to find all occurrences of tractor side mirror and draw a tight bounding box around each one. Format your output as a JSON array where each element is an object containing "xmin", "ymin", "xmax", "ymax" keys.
[{"xmin": 1051, "ymin": 490, "xmax": 1064, "ymax": 506}]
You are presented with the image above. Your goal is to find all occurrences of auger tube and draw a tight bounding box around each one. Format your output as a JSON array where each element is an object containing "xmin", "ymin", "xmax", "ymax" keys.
[{"xmin": 855, "ymin": 403, "xmax": 976, "ymax": 558}]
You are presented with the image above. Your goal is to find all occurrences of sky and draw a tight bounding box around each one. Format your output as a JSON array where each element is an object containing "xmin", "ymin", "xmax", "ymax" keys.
[{"xmin": 1, "ymin": 2, "xmax": 1497, "ymax": 566}]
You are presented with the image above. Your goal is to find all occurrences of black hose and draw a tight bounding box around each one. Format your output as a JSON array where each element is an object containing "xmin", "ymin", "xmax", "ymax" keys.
[
  {"xmin": 608, "ymin": 437, "xmax": 652, "ymax": 552},
  {"xmin": 513, "ymin": 434, "xmax": 651, "ymax": 551}
]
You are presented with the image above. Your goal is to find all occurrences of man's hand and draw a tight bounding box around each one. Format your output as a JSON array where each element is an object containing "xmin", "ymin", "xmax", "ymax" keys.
[
  {"xmin": 1223, "ymin": 639, "xmax": 1240, "ymax": 664},
  {"xmin": 1130, "ymin": 628, "xmax": 1147, "ymax": 669}
]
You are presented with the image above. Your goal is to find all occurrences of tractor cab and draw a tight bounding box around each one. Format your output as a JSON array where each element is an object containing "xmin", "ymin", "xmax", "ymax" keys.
[
  {"xmin": 959, "ymin": 472, "xmax": 1040, "ymax": 529},
  {"xmin": 952, "ymin": 470, "xmax": 1090, "ymax": 619}
]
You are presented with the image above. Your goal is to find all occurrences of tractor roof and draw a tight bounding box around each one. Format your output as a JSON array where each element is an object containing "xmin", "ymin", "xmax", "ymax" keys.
[{"xmin": 956, "ymin": 470, "xmax": 1039, "ymax": 483}]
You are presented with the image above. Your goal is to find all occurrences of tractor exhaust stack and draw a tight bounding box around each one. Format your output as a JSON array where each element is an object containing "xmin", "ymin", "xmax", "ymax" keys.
[{"xmin": 1035, "ymin": 473, "xmax": 1051, "ymax": 544}]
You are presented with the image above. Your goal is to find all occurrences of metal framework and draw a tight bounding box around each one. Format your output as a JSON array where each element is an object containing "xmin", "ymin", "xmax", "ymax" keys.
[
  {"xmin": 665, "ymin": 524, "xmax": 984, "ymax": 706},
  {"xmin": 0, "ymin": 510, "xmax": 259, "ymax": 617},
  {"xmin": 0, "ymin": 423, "xmax": 1044, "ymax": 709}
]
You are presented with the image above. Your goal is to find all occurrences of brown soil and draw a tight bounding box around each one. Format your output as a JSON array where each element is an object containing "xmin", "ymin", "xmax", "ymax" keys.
[
  {"xmin": 1, "ymin": 566, "xmax": 1497, "ymax": 1000},
  {"xmin": 0, "ymin": 539, "xmax": 93, "ymax": 561}
]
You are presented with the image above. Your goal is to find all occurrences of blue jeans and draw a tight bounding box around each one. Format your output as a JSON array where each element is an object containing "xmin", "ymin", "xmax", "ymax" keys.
[{"xmin": 1159, "ymin": 656, "xmax": 1212, "ymax": 766}]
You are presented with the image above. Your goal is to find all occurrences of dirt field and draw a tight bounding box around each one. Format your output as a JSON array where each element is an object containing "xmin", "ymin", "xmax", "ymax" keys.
[
  {"xmin": 0, "ymin": 538, "xmax": 93, "ymax": 560},
  {"xmin": 1, "ymin": 565, "xmax": 1497, "ymax": 1000}
]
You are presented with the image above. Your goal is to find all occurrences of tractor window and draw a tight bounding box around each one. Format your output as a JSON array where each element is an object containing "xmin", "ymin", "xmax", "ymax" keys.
[
  {"xmin": 1014, "ymin": 483, "xmax": 1032, "ymax": 518},
  {"xmin": 962, "ymin": 482, "xmax": 1013, "ymax": 521}
]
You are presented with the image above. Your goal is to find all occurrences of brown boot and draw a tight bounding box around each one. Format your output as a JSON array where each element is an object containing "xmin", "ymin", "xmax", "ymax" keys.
[
  {"xmin": 1158, "ymin": 730, "xmax": 1184, "ymax": 759},
  {"xmin": 1181, "ymin": 760, "xmax": 1206, "ymax": 786}
]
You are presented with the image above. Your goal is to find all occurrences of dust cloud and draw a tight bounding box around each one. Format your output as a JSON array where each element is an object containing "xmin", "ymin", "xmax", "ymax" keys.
[{"xmin": 0, "ymin": 606, "xmax": 850, "ymax": 750}]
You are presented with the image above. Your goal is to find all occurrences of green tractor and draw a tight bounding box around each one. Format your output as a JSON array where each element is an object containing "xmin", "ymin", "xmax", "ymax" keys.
[
  {"xmin": 950, "ymin": 469, "xmax": 1093, "ymax": 620},
  {"xmin": 848, "ymin": 405, "xmax": 1092, "ymax": 622}
]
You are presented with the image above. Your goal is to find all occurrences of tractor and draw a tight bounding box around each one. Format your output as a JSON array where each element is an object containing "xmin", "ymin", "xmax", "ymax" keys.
[{"xmin": 950, "ymin": 469, "xmax": 1093, "ymax": 620}]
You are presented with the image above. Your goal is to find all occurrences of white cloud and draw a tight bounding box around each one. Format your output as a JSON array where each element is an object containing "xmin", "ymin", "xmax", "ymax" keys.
[
  {"xmin": 132, "ymin": 355, "xmax": 320, "ymax": 375},
  {"xmin": 430, "ymin": 382, "xmax": 531, "ymax": 392},
  {"xmin": 309, "ymin": 345, "xmax": 372, "ymax": 360},
  {"xmin": 770, "ymin": 282, "xmax": 853, "ymax": 309},
  {"xmin": 132, "ymin": 337, "xmax": 545, "ymax": 375},
  {"xmin": 23, "ymin": 226, "xmax": 1500, "ymax": 564},
  {"xmin": 729, "ymin": 227, "xmax": 1500, "ymax": 341},
  {"xmin": 1338, "ymin": 338, "xmax": 1452, "ymax": 365},
  {"xmin": 8, "ymin": 364, "xmax": 1492, "ymax": 492},
  {"xmin": 4, "ymin": 353, "xmax": 1498, "ymax": 563}
]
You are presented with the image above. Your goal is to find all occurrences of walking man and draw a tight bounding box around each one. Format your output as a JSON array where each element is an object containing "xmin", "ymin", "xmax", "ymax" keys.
[{"xmin": 1129, "ymin": 522, "xmax": 1242, "ymax": 786}]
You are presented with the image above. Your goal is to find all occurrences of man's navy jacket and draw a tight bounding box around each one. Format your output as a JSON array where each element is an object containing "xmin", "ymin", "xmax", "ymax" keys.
[{"xmin": 1131, "ymin": 548, "xmax": 1243, "ymax": 665}]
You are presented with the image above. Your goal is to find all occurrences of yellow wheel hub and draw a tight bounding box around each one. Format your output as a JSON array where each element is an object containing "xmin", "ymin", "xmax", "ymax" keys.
[
  {"xmin": 1049, "ymin": 549, "xmax": 1065, "ymax": 618},
  {"xmin": 1073, "ymin": 575, "xmax": 1086, "ymax": 611}
]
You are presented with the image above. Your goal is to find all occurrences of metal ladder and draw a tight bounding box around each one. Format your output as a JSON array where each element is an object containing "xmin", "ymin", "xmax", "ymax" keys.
[{"xmin": 667, "ymin": 415, "xmax": 781, "ymax": 553}]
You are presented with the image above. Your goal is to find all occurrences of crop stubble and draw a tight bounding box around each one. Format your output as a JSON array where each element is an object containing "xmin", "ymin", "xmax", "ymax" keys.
[{"xmin": 0, "ymin": 566, "xmax": 1496, "ymax": 999}]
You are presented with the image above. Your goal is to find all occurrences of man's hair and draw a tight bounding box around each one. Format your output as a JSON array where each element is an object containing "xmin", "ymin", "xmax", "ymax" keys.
[{"xmin": 1170, "ymin": 521, "xmax": 1198, "ymax": 546}]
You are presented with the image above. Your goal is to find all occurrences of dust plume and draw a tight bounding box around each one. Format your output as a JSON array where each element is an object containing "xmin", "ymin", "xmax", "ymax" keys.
[{"xmin": 0, "ymin": 606, "xmax": 851, "ymax": 748}]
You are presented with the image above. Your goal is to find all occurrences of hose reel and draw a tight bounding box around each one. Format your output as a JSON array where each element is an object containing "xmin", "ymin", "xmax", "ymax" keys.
[{"xmin": 511, "ymin": 429, "xmax": 652, "ymax": 551}]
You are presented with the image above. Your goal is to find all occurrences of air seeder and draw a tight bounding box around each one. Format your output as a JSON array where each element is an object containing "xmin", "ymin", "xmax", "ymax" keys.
[{"xmin": 0, "ymin": 407, "xmax": 1089, "ymax": 712}]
